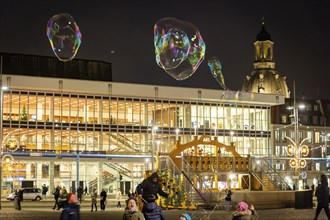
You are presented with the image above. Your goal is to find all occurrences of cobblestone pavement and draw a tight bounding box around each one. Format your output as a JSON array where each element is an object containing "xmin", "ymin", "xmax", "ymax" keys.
[{"xmin": 0, "ymin": 201, "xmax": 327, "ymax": 220}]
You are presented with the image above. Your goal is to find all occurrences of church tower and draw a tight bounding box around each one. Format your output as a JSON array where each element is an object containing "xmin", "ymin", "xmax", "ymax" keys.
[{"xmin": 241, "ymin": 19, "xmax": 290, "ymax": 98}]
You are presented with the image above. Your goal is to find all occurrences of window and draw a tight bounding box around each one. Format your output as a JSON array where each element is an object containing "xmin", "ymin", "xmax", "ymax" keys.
[
  {"xmin": 282, "ymin": 146, "xmax": 287, "ymax": 156},
  {"xmin": 313, "ymin": 116, "xmax": 319, "ymax": 125},
  {"xmin": 314, "ymin": 104, "xmax": 319, "ymax": 111},
  {"xmin": 275, "ymin": 164, "xmax": 281, "ymax": 171},
  {"xmin": 316, "ymin": 163, "xmax": 320, "ymax": 171},
  {"xmin": 307, "ymin": 131, "xmax": 313, "ymax": 143},
  {"xmin": 281, "ymin": 131, "xmax": 286, "ymax": 143},
  {"xmin": 315, "ymin": 132, "xmax": 320, "ymax": 143},
  {"xmin": 275, "ymin": 130, "xmax": 280, "ymax": 142},
  {"xmin": 275, "ymin": 145, "xmax": 280, "ymax": 156},
  {"xmin": 281, "ymin": 115, "xmax": 287, "ymax": 124}
]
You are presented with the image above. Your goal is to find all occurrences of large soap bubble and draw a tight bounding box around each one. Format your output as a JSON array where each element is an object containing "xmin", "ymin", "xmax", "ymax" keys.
[
  {"xmin": 154, "ymin": 17, "xmax": 206, "ymax": 80},
  {"xmin": 208, "ymin": 56, "xmax": 226, "ymax": 90},
  {"xmin": 46, "ymin": 13, "xmax": 82, "ymax": 62}
]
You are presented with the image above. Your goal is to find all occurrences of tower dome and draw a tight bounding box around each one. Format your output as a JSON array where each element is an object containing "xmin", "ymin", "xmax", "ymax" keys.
[{"xmin": 242, "ymin": 19, "xmax": 290, "ymax": 98}]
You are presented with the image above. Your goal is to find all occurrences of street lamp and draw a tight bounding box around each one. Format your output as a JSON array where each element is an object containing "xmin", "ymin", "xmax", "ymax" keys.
[{"xmin": 285, "ymin": 81, "xmax": 308, "ymax": 190}]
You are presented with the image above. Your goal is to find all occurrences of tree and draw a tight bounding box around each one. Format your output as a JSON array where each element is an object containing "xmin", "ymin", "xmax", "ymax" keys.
[{"xmin": 20, "ymin": 105, "xmax": 28, "ymax": 120}]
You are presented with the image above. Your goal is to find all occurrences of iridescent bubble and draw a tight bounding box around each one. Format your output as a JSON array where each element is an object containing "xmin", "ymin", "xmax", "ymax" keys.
[
  {"xmin": 208, "ymin": 56, "xmax": 226, "ymax": 90},
  {"xmin": 155, "ymin": 28, "xmax": 190, "ymax": 70},
  {"xmin": 46, "ymin": 13, "xmax": 82, "ymax": 62},
  {"xmin": 154, "ymin": 17, "xmax": 206, "ymax": 80}
]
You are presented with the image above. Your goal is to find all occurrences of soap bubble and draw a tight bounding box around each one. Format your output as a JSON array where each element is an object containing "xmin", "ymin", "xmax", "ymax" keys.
[
  {"xmin": 154, "ymin": 17, "xmax": 206, "ymax": 80},
  {"xmin": 46, "ymin": 13, "xmax": 82, "ymax": 61},
  {"xmin": 208, "ymin": 56, "xmax": 226, "ymax": 90},
  {"xmin": 155, "ymin": 28, "xmax": 190, "ymax": 70}
]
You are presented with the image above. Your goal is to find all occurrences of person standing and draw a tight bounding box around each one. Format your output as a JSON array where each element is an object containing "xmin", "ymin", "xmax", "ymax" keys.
[
  {"xmin": 52, "ymin": 186, "xmax": 60, "ymax": 210},
  {"xmin": 314, "ymin": 174, "xmax": 330, "ymax": 220},
  {"xmin": 15, "ymin": 189, "xmax": 23, "ymax": 210},
  {"xmin": 42, "ymin": 184, "xmax": 48, "ymax": 202},
  {"xmin": 225, "ymin": 189, "xmax": 233, "ymax": 210},
  {"xmin": 136, "ymin": 172, "xmax": 168, "ymax": 204},
  {"xmin": 84, "ymin": 186, "xmax": 88, "ymax": 195},
  {"xmin": 77, "ymin": 186, "xmax": 83, "ymax": 204},
  {"xmin": 116, "ymin": 188, "xmax": 122, "ymax": 208},
  {"xmin": 91, "ymin": 188, "xmax": 97, "ymax": 212},
  {"xmin": 58, "ymin": 188, "xmax": 68, "ymax": 210},
  {"xmin": 100, "ymin": 189, "xmax": 107, "ymax": 211}
]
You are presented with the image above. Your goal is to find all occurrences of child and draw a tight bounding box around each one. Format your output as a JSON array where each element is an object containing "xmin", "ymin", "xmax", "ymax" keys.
[
  {"xmin": 232, "ymin": 201, "xmax": 258, "ymax": 220},
  {"xmin": 179, "ymin": 213, "xmax": 192, "ymax": 220},
  {"xmin": 122, "ymin": 198, "xmax": 145, "ymax": 220},
  {"xmin": 142, "ymin": 195, "xmax": 166, "ymax": 220}
]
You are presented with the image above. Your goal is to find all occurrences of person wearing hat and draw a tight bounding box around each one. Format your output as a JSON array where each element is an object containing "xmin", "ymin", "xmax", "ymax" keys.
[
  {"xmin": 141, "ymin": 194, "xmax": 166, "ymax": 220},
  {"xmin": 179, "ymin": 213, "xmax": 192, "ymax": 220},
  {"xmin": 232, "ymin": 201, "xmax": 258, "ymax": 220},
  {"xmin": 136, "ymin": 172, "xmax": 168, "ymax": 204},
  {"xmin": 59, "ymin": 193, "xmax": 80, "ymax": 220},
  {"xmin": 122, "ymin": 198, "xmax": 145, "ymax": 220}
]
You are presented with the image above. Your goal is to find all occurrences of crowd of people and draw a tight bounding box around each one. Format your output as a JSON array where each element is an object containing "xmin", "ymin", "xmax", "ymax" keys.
[{"xmin": 14, "ymin": 172, "xmax": 330, "ymax": 220}]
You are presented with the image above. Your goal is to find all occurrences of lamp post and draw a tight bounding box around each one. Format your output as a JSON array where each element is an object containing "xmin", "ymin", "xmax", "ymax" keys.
[{"xmin": 286, "ymin": 81, "xmax": 308, "ymax": 190}]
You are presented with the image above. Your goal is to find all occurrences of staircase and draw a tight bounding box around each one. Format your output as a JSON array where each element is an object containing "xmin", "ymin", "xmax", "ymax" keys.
[
  {"xmin": 108, "ymin": 133, "xmax": 140, "ymax": 152},
  {"xmin": 89, "ymin": 170, "xmax": 117, "ymax": 188},
  {"xmin": 104, "ymin": 163, "xmax": 132, "ymax": 177},
  {"xmin": 250, "ymin": 157, "xmax": 289, "ymax": 191},
  {"xmin": 157, "ymin": 156, "xmax": 222, "ymax": 209}
]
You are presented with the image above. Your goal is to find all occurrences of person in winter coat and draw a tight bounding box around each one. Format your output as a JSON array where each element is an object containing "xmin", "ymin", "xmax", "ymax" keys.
[
  {"xmin": 100, "ymin": 188, "xmax": 107, "ymax": 211},
  {"xmin": 77, "ymin": 186, "xmax": 83, "ymax": 204},
  {"xmin": 91, "ymin": 188, "xmax": 97, "ymax": 212},
  {"xmin": 142, "ymin": 195, "xmax": 166, "ymax": 220},
  {"xmin": 225, "ymin": 188, "xmax": 233, "ymax": 210},
  {"xmin": 58, "ymin": 188, "xmax": 68, "ymax": 210},
  {"xmin": 136, "ymin": 172, "xmax": 168, "ymax": 203},
  {"xmin": 60, "ymin": 193, "xmax": 81, "ymax": 220},
  {"xmin": 232, "ymin": 201, "xmax": 258, "ymax": 220},
  {"xmin": 52, "ymin": 186, "xmax": 60, "ymax": 210},
  {"xmin": 16, "ymin": 189, "xmax": 23, "ymax": 210},
  {"xmin": 314, "ymin": 174, "xmax": 330, "ymax": 220},
  {"xmin": 122, "ymin": 198, "xmax": 145, "ymax": 220},
  {"xmin": 116, "ymin": 189, "xmax": 123, "ymax": 208}
]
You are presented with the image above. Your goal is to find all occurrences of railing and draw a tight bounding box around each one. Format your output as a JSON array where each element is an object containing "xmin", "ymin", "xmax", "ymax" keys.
[
  {"xmin": 181, "ymin": 158, "xmax": 214, "ymax": 205},
  {"xmin": 158, "ymin": 156, "xmax": 204, "ymax": 207},
  {"xmin": 157, "ymin": 156, "xmax": 222, "ymax": 207},
  {"xmin": 109, "ymin": 133, "xmax": 140, "ymax": 152},
  {"xmin": 250, "ymin": 157, "xmax": 289, "ymax": 191},
  {"xmin": 104, "ymin": 163, "xmax": 131, "ymax": 176},
  {"xmin": 184, "ymin": 155, "xmax": 249, "ymax": 172}
]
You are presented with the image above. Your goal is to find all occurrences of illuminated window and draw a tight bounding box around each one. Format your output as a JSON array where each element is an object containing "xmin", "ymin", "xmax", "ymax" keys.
[
  {"xmin": 307, "ymin": 131, "xmax": 313, "ymax": 143},
  {"xmin": 275, "ymin": 145, "xmax": 280, "ymax": 156},
  {"xmin": 316, "ymin": 163, "xmax": 320, "ymax": 171},
  {"xmin": 275, "ymin": 130, "xmax": 280, "ymax": 142},
  {"xmin": 315, "ymin": 132, "xmax": 320, "ymax": 144}
]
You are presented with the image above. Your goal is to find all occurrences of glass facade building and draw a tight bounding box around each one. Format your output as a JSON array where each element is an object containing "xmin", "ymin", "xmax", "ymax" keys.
[{"xmin": 1, "ymin": 73, "xmax": 284, "ymax": 195}]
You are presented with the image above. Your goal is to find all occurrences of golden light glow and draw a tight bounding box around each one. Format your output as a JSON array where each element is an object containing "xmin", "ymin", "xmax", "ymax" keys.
[
  {"xmin": 301, "ymin": 145, "xmax": 309, "ymax": 157},
  {"xmin": 299, "ymin": 159, "xmax": 307, "ymax": 168},
  {"xmin": 289, "ymin": 158, "xmax": 297, "ymax": 168},
  {"xmin": 287, "ymin": 145, "xmax": 294, "ymax": 156}
]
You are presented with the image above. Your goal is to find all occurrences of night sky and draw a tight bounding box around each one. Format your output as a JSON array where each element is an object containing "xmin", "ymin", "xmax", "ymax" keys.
[{"xmin": 1, "ymin": 0, "xmax": 329, "ymax": 99}]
